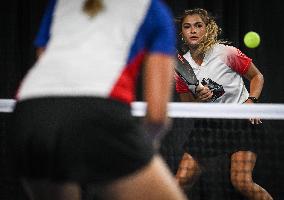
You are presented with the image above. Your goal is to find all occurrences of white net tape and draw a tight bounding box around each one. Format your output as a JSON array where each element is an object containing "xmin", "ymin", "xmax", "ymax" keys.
[{"xmin": 1, "ymin": 99, "xmax": 284, "ymax": 119}]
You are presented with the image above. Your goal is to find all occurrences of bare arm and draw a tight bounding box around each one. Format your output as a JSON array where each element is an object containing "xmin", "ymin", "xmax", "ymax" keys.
[
  {"xmin": 179, "ymin": 87, "xmax": 213, "ymax": 103},
  {"xmin": 243, "ymin": 62, "xmax": 264, "ymax": 124},
  {"xmin": 143, "ymin": 53, "xmax": 174, "ymax": 124},
  {"xmin": 179, "ymin": 92, "xmax": 196, "ymax": 102},
  {"xmin": 243, "ymin": 62, "xmax": 264, "ymax": 102}
]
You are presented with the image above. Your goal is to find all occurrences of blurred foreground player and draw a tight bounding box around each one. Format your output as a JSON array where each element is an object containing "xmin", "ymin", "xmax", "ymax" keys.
[{"xmin": 7, "ymin": 0, "xmax": 187, "ymax": 200}]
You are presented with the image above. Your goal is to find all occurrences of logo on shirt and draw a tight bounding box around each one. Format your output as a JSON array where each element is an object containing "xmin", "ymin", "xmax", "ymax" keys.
[{"xmin": 201, "ymin": 78, "xmax": 225, "ymax": 102}]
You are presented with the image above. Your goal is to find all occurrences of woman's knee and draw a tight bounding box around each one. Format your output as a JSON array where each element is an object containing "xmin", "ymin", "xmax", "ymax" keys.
[
  {"xmin": 230, "ymin": 171, "xmax": 254, "ymax": 192},
  {"xmin": 230, "ymin": 151, "xmax": 257, "ymax": 193}
]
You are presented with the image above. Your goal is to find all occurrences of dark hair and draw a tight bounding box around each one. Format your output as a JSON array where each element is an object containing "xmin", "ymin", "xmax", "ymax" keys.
[{"xmin": 83, "ymin": 0, "xmax": 103, "ymax": 17}]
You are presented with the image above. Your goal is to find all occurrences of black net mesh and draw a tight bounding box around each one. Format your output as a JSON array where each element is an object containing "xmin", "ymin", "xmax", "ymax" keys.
[
  {"xmin": 160, "ymin": 117, "xmax": 284, "ymax": 200},
  {"xmin": 0, "ymin": 108, "xmax": 284, "ymax": 200}
]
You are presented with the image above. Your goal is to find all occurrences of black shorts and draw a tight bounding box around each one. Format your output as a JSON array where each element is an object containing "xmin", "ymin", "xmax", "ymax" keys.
[
  {"xmin": 184, "ymin": 118, "xmax": 269, "ymax": 160},
  {"xmin": 6, "ymin": 97, "xmax": 154, "ymax": 185}
]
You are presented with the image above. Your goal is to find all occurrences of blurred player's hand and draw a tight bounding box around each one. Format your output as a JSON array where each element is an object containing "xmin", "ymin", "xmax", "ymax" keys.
[{"xmin": 144, "ymin": 118, "xmax": 172, "ymax": 149}]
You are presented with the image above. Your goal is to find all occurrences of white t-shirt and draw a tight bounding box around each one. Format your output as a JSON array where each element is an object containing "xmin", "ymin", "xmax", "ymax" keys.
[{"xmin": 175, "ymin": 44, "xmax": 252, "ymax": 103}]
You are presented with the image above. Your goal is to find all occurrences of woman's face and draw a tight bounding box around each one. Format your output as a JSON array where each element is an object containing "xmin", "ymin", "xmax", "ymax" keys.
[{"xmin": 181, "ymin": 14, "xmax": 206, "ymax": 47}]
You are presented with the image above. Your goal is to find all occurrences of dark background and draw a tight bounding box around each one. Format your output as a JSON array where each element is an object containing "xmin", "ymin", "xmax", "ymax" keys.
[
  {"xmin": 0, "ymin": 0, "xmax": 283, "ymax": 200},
  {"xmin": 1, "ymin": 0, "xmax": 284, "ymax": 102}
]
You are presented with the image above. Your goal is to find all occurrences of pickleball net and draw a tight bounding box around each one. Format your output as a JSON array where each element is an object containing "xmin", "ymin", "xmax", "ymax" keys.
[
  {"xmin": 132, "ymin": 102, "xmax": 284, "ymax": 200},
  {"xmin": 1, "ymin": 99, "xmax": 284, "ymax": 200}
]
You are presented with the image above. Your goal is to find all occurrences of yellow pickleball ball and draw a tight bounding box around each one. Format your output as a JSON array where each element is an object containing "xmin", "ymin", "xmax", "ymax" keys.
[{"xmin": 244, "ymin": 31, "xmax": 261, "ymax": 48}]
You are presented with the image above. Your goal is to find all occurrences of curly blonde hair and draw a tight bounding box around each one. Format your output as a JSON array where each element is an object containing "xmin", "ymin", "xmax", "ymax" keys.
[
  {"xmin": 177, "ymin": 8, "xmax": 223, "ymax": 55},
  {"xmin": 83, "ymin": 0, "xmax": 103, "ymax": 17}
]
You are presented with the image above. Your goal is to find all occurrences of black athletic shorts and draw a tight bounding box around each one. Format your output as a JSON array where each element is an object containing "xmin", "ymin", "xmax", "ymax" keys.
[
  {"xmin": 184, "ymin": 118, "xmax": 269, "ymax": 160},
  {"xmin": 6, "ymin": 97, "xmax": 154, "ymax": 185}
]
